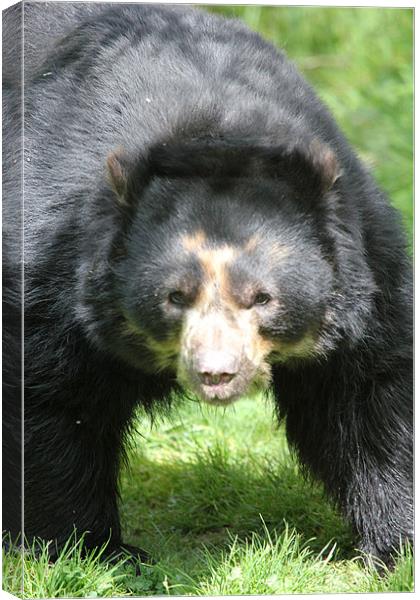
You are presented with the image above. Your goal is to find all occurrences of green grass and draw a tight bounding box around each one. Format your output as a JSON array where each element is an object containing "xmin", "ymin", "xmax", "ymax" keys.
[
  {"xmin": 2, "ymin": 5, "xmax": 413, "ymax": 598},
  {"xmin": 2, "ymin": 534, "xmax": 133, "ymax": 598}
]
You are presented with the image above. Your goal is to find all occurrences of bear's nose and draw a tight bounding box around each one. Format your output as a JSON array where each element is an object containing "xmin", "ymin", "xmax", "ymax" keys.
[
  {"xmin": 196, "ymin": 351, "xmax": 239, "ymax": 386},
  {"xmin": 199, "ymin": 371, "xmax": 236, "ymax": 386}
]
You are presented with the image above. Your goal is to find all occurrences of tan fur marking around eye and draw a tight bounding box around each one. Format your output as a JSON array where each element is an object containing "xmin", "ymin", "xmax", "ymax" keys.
[
  {"xmin": 181, "ymin": 229, "xmax": 239, "ymax": 309},
  {"xmin": 196, "ymin": 246, "xmax": 238, "ymax": 308},
  {"xmin": 234, "ymin": 309, "xmax": 274, "ymax": 364},
  {"xmin": 181, "ymin": 230, "xmax": 207, "ymax": 252}
]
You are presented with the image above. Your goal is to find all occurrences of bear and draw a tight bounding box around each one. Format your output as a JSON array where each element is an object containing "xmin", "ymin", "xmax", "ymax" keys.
[{"xmin": 3, "ymin": 2, "xmax": 412, "ymax": 568}]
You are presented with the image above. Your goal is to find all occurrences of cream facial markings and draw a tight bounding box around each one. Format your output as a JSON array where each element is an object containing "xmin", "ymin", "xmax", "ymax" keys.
[
  {"xmin": 177, "ymin": 233, "xmax": 275, "ymax": 400},
  {"xmin": 181, "ymin": 231, "xmax": 238, "ymax": 309},
  {"xmin": 124, "ymin": 231, "xmax": 315, "ymax": 400}
]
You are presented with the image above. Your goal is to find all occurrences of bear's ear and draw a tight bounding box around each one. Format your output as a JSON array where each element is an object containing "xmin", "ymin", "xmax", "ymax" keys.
[
  {"xmin": 106, "ymin": 147, "xmax": 151, "ymax": 206},
  {"xmin": 106, "ymin": 148, "xmax": 131, "ymax": 204},
  {"xmin": 307, "ymin": 140, "xmax": 341, "ymax": 193},
  {"xmin": 272, "ymin": 138, "xmax": 341, "ymax": 196}
]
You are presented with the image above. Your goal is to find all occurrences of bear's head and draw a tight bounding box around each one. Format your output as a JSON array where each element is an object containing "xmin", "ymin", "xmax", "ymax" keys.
[{"xmin": 103, "ymin": 135, "xmax": 340, "ymax": 405}]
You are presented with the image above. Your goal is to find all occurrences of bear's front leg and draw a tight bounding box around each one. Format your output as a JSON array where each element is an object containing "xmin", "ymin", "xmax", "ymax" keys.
[
  {"xmin": 272, "ymin": 358, "xmax": 413, "ymax": 565},
  {"xmin": 23, "ymin": 383, "xmax": 145, "ymax": 566}
]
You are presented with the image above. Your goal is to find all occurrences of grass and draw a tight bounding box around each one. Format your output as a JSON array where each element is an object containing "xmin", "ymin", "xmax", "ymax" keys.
[
  {"xmin": 2, "ymin": 535, "xmax": 132, "ymax": 598},
  {"xmin": 2, "ymin": 5, "xmax": 413, "ymax": 598}
]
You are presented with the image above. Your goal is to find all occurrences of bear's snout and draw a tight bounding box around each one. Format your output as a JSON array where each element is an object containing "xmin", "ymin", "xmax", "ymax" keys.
[{"xmin": 195, "ymin": 350, "xmax": 240, "ymax": 387}]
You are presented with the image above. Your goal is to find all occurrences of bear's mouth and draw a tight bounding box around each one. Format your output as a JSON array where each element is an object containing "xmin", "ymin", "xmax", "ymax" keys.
[
  {"xmin": 195, "ymin": 381, "xmax": 242, "ymax": 405},
  {"xmin": 177, "ymin": 361, "xmax": 271, "ymax": 406}
]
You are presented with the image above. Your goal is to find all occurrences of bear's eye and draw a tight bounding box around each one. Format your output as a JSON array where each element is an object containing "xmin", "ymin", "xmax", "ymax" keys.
[
  {"xmin": 253, "ymin": 292, "xmax": 272, "ymax": 306},
  {"xmin": 168, "ymin": 291, "xmax": 189, "ymax": 307}
]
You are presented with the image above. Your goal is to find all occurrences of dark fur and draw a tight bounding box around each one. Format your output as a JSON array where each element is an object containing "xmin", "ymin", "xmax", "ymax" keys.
[{"xmin": 3, "ymin": 2, "xmax": 412, "ymax": 565}]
